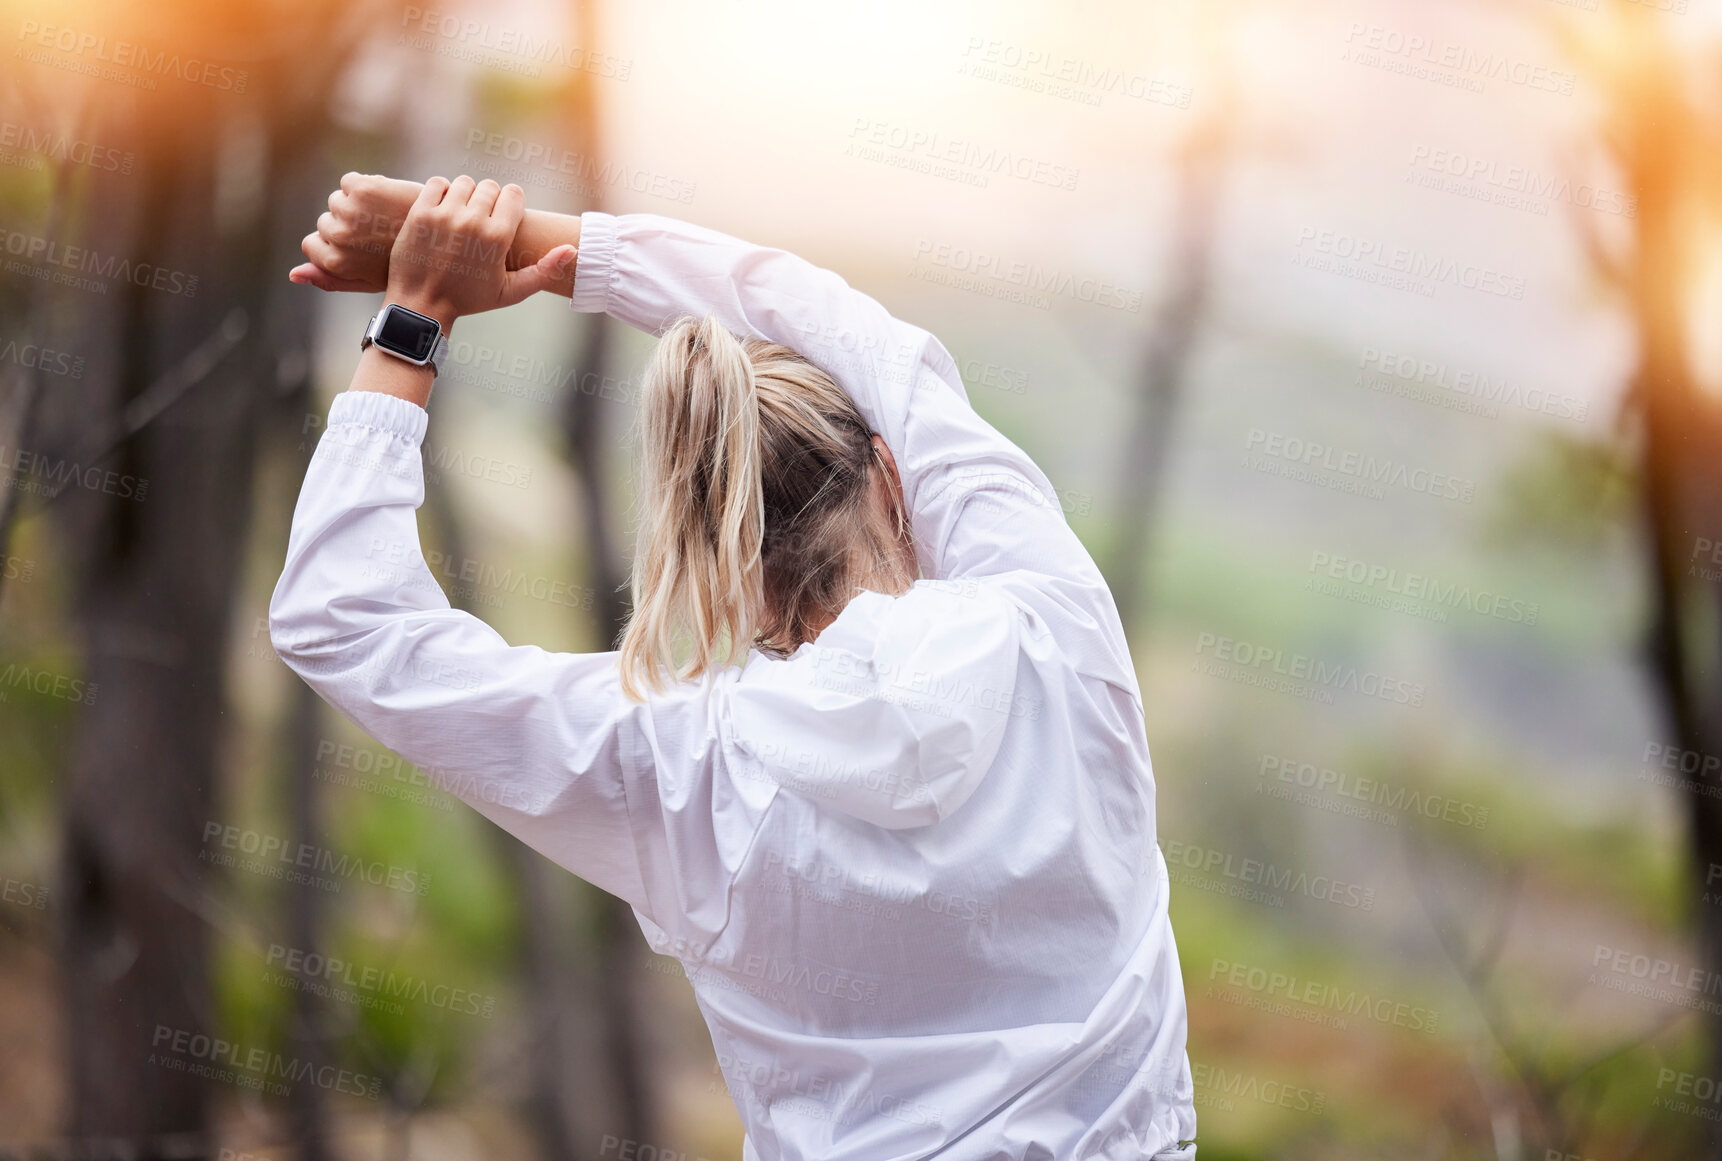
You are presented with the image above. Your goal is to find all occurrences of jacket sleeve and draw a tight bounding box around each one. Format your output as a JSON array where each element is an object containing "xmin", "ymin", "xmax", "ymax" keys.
[
  {"xmin": 569, "ymin": 213, "xmax": 1116, "ymax": 602},
  {"xmin": 268, "ymin": 388, "xmax": 663, "ymax": 916}
]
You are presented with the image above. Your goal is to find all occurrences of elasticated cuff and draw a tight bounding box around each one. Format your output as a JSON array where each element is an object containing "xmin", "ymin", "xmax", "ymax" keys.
[
  {"xmin": 327, "ymin": 388, "xmax": 429, "ymax": 446},
  {"xmin": 570, "ymin": 210, "xmax": 619, "ymax": 314}
]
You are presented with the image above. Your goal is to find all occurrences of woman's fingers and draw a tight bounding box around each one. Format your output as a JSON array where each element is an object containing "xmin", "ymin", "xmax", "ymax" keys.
[
  {"xmin": 416, "ymin": 176, "xmax": 451, "ymax": 209},
  {"xmin": 491, "ymin": 182, "xmax": 526, "ymax": 232},
  {"xmin": 444, "ymin": 174, "xmax": 476, "ymax": 207},
  {"xmin": 497, "ymin": 244, "xmax": 577, "ymax": 308},
  {"xmin": 469, "ymin": 177, "xmax": 502, "ymax": 216},
  {"xmin": 383, "ymin": 173, "xmax": 540, "ymax": 318},
  {"xmin": 288, "ymin": 262, "xmax": 377, "ymax": 293},
  {"xmin": 296, "ymin": 232, "xmax": 384, "ymax": 292},
  {"xmin": 399, "ymin": 177, "xmax": 451, "ymax": 257}
]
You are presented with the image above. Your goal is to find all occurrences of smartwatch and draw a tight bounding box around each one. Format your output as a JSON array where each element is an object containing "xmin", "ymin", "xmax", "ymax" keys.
[{"xmin": 361, "ymin": 303, "xmax": 450, "ymax": 375}]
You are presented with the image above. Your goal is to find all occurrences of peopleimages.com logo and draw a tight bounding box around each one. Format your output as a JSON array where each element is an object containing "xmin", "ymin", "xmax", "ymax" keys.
[
  {"xmin": 149, "ymin": 1025, "xmax": 381, "ymax": 1100},
  {"xmin": 198, "ymin": 822, "xmax": 430, "ymax": 896},
  {"xmin": 0, "ymin": 228, "xmax": 199, "ymax": 296},
  {"xmin": 1293, "ymin": 226, "xmax": 1525, "ymax": 300},
  {"xmin": 263, "ymin": 942, "xmax": 496, "ymax": 1018},
  {"xmin": 1306, "ymin": 550, "xmax": 1539, "ymax": 626},
  {"xmin": 17, "ymin": 21, "xmax": 250, "ymax": 91},
  {"xmin": 0, "ymin": 120, "xmax": 134, "ymax": 173},
  {"xmin": 1194, "ymin": 631, "xmax": 1427, "ymax": 708},
  {"xmin": 1245, "ymin": 428, "xmax": 1477, "ymax": 504},
  {"xmin": 1161, "ymin": 838, "xmax": 1376, "ymax": 910}
]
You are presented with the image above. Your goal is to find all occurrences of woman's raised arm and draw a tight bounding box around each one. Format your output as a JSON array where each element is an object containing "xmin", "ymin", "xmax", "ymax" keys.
[
  {"xmin": 293, "ymin": 183, "xmax": 1137, "ymax": 693},
  {"xmin": 292, "ymin": 174, "xmax": 588, "ymax": 299},
  {"xmin": 572, "ymin": 213, "xmax": 1136, "ymax": 697},
  {"xmin": 269, "ymin": 390, "xmax": 662, "ymax": 913},
  {"xmin": 296, "ymin": 180, "xmax": 1101, "ymax": 590},
  {"xmin": 572, "ymin": 213, "xmax": 1105, "ymax": 595},
  {"xmin": 272, "ymin": 179, "xmax": 715, "ymax": 935}
]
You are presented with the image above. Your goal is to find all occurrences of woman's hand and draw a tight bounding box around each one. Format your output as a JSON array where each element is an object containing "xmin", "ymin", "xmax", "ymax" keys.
[
  {"xmin": 292, "ymin": 171, "xmax": 584, "ymax": 299},
  {"xmin": 381, "ymin": 175, "xmax": 574, "ymax": 328},
  {"xmin": 292, "ymin": 173, "xmax": 420, "ymax": 293}
]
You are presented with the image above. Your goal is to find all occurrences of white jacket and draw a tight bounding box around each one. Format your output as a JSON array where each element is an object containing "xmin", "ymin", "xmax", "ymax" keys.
[{"xmin": 270, "ymin": 211, "xmax": 1196, "ymax": 1161}]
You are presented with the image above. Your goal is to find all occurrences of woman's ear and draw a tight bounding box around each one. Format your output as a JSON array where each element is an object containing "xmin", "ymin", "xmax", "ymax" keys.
[
  {"xmin": 869, "ymin": 434, "xmax": 902, "ymax": 489},
  {"xmin": 870, "ymin": 435, "xmax": 909, "ymax": 542}
]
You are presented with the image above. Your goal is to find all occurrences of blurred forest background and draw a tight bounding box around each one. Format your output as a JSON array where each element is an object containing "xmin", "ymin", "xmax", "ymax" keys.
[{"xmin": 4, "ymin": 0, "xmax": 1722, "ymax": 1158}]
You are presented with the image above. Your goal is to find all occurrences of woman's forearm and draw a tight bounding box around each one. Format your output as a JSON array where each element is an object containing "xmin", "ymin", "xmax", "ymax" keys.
[
  {"xmin": 366, "ymin": 177, "xmax": 582, "ymax": 295},
  {"xmin": 571, "ymin": 212, "xmax": 1112, "ymax": 596},
  {"xmin": 516, "ymin": 207, "xmax": 582, "ymax": 289},
  {"xmin": 344, "ymin": 176, "xmax": 576, "ymax": 410}
]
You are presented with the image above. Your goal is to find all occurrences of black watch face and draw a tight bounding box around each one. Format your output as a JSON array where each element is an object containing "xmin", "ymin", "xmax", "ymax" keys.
[{"xmin": 376, "ymin": 307, "xmax": 440, "ymax": 361}]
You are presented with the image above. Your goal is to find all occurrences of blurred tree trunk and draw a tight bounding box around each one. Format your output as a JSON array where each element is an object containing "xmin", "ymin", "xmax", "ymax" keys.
[
  {"xmin": 420, "ymin": 465, "xmax": 582, "ymax": 1161},
  {"xmin": 563, "ymin": 319, "xmax": 628, "ymax": 641},
  {"xmin": 0, "ymin": 145, "xmax": 69, "ymax": 603},
  {"xmin": 1105, "ymin": 13, "xmax": 1234, "ymax": 635},
  {"xmin": 557, "ymin": 0, "xmax": 660, "ymax": 1148},
  {"xmin": 284, "ymin": 684, "xmax": 335, "ymax": 1161},
  {"xmin": 45, "ymin": 5, "xmax": 370, "ymax": 1155},
  {"xmin": 259, "ymin": 19, "xmax": 407, "ymax": 1159},
  {"xmin": 516, "ymin": 854, "xmax": 581, "ymax": 1161},
  {"xmin": 1106, "ymin": 114, "xmax": 1226, "ymax": 632},
  {"xmin": 1623, "ymin": 105, "xmax": 1722, "ymax": 1161},
  {"xmin": 563, "ymin": 316, "xmax": 658, "ymax": 1149},
  {"xmin": 270, "ymin": 88, "xmax": 353, "ymax": 1161},
  {"xmin": 57, "ymin": 105, "xmax": 246, "ymax": 1161},
  {"xmin": 1561, "ymin": 12, "xmax": 1722, "ymax": 1157}
]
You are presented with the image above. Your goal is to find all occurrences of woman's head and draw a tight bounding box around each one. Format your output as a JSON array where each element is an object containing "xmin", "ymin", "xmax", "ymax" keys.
[{"xmin": 618, "ymin": 315, "xmax": 916, "ymax": 699}]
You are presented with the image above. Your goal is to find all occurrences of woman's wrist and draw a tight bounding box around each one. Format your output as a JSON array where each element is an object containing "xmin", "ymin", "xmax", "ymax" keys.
[
  {"xmin": 351, "ymin": 344, "xmax": 437, "ymax": 409},
  {"xmin": 512, "ymin": 209, "xmax": 582, "ymax": 297},
  {"xmin": 384, "ymin": 290, "xmax": 459, "ymax": 333},
  {"xmin": 350, "ymin": 295, "xmax": 454, "ymax": 410}
]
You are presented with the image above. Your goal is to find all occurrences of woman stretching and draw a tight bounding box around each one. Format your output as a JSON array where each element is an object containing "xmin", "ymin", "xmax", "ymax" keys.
[{"xmin": 276, "ymin": 174, "xmax": 1197, "ymax": 1161}]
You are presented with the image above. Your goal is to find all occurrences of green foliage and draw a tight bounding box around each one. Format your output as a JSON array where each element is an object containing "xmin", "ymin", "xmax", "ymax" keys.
[{"xmin": 1482, "ymin": 429, "xmax": 1636, "ymax": 557}]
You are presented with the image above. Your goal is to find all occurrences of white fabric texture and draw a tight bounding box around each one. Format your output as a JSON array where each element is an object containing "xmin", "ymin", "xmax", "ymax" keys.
[{"xmin": 270, "ymin": 211, "xmax": 1196, "ymax": 1160}]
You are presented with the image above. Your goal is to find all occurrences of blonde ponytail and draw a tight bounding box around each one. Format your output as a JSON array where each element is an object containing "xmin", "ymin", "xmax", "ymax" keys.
[
  {"xmin": 620, "ymin": 316, "xmax": 765, "ymax": 699},
  {"xmin": 619, "ymin": 315, "xmax": 916, "ymax": 700}
]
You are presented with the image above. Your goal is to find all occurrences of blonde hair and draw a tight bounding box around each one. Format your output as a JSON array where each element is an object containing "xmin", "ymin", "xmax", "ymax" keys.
[{"xmin": 617, "ymin": 315, "xmax": 913, "ymax": 699}]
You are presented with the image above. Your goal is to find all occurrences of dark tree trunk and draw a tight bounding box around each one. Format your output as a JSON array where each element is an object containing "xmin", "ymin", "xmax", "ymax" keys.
[
  {"xmin": 44, "ymin": 7, "xmax": 365, "ymax": 1151},
  {"xmin": 1629, "ymin": 189, "xmax": 1722, "ymax": 1161},
  {"xmin": 420, "ymin": 442, "xmax": 582, "ymax": 1161},
  {"xmin": 1102, "ymin": 21, "xmax": 1239, "ymax": 640},
  {"xmin": 284, "ymin": 682, "xmax": 335, "ymax": 1161},
  {"xmin": 1574, "ymin": 21, "xmax": 1722, "ymax": 1157},
  {"xmin": 562, "ymin": 317, "xmax": 628, "ymax": 645},
  {"xmin": 556, "ymin": 0, "xmax": 660, "ymax": 1141},
  {"xmin": 561, "ymin": 310, "xmax": 658, "ymax": 1154},
  {"xmin": 1106, "ymin": 121, "xmax": 1224, "ymax": 633},
  {"xmin": 57, "ymin": 114, "xmax": 253, "ymax": 1161},
  {"xmin": 519, "ymin": 859, "xmax": 580, "ymax": 1161}
]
